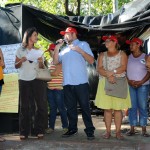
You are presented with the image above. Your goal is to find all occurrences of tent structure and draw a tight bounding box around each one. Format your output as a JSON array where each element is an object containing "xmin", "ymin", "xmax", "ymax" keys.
[
  {"xmin": 0, "ymin": 0, "xmax": 150, "ymax": 50},
  {"xmin": 0, "ymin": 0, "xmax": 150, "ymax": 133}
]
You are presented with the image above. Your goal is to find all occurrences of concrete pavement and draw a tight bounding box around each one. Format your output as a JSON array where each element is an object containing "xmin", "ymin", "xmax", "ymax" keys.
[{"xmin": 0, "ymin": 115, "xmax": 150, "ymax": 150}]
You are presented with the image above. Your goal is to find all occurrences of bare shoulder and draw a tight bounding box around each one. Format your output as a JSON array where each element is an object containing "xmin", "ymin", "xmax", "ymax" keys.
[
  {"xmin": 99, "ymin": 52, "xmax": 105, "ymax": 58},
  {"xmin": 120, "ymin": 50, "xmax": 127, "ymax": 57}
]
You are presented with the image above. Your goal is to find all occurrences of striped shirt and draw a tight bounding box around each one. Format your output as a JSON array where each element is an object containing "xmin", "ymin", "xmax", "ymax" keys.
[{"xmin": 47, "ymin": 64, "xmax": 63, "ymax": 90}]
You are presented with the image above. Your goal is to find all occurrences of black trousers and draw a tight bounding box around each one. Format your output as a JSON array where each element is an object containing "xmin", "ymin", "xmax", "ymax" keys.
[
  {"xmin": 63, "ymin": 83, "xmax": 95, "ymax": 134},
  {"xmin": 19, "ymin": 79, "xmax": 47, "ymax": 136}
]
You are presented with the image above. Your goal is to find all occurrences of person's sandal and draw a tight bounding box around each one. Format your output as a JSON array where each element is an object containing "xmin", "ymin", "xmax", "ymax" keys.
[
  {"xmin": 142, "ymin": 132, "xmax": 150, "ymax": 137},
  {"xmin": 102, "ymin": 132, "xmax": 111, "ymax": 139},
  {"xmin": 20, "ymin": 135, "xmax": 27, "ymax": 140},
  {"xmin": 116, "ymin": 133, "xmax": 124, "ymax": 140},
  {"xmin": 126, "ymin": 130, "xmax": 135, "ymax": 136},
  {"xmin": 37, "ymin": 134, "xmax": 44, "ymax": 139},
  {"xmin": 0, "ymin": 137, "xmax": 5, "ymax": 142}
]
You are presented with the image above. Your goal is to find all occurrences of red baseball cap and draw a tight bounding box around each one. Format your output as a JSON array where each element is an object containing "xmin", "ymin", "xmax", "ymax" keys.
[
  {"xmin": 48, "ymin": 43, "xmax": 56, "ymax": 51},
  {"xmin": 102, "ymin": 35, "xmax": 118, "ymax": 43},
  {"xmin": 126, "ymin": 38, "xmax": 143, "ymax": 46},
  {"xmin": 60, "ymin": 27, "xmax": 77, "ymax": 35}
]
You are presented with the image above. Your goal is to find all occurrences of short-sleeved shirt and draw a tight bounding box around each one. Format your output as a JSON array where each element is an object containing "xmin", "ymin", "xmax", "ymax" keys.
[
  {"xmin": 47, "ymin": 63, "xmax": 63, "ymax": 90},
  {"xmin": 59, "ymin": 39, "xmax": 94, "ymax": 86},
  {"xmin": 127, "ymin": 53, "xmax": 149, "ymax": 85},
  {"xmin": 16, "ymin": 46, "xmax": 43, "ymax": 81}
]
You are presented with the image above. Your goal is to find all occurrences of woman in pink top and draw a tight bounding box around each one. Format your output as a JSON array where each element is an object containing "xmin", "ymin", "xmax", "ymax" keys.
[{"xmin": 126, "ymin": 38, "xmax": 150, "ymax": 137}]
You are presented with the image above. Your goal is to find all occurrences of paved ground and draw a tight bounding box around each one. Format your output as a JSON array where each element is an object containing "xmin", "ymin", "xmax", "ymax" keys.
[{"xmin": 0, "ymin": 115, "xmax": 150, "ymax": 150}]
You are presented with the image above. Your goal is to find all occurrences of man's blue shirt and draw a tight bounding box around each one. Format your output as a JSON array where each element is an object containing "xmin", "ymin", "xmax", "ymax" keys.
[{"xmin": 59, "ymin": 39, "xmax": 94, "ymax": 86}]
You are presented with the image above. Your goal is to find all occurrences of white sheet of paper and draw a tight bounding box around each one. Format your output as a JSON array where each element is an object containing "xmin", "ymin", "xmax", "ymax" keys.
[{"xmin": 26, "ymin": 49, "xmax": 43, "ymax": 62}]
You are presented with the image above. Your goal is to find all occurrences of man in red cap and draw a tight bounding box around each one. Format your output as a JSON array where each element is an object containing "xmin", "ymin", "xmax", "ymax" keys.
[{"xmin": 53, "ymin": 27, "xmax": 95, "ymax": 140}]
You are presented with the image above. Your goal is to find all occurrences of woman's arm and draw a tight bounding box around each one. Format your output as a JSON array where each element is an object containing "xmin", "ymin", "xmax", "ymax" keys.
[
  {"xmin": 0, "ymin": 48, "xmax": 5, "ymax": 69},
  {"xmin": 146, "ymin": 55, "xmax": 150, "ymax": 72},
  {"xmin": 134, "ymin": 55, "xmax": 150, "ymax": 87},
  {"xmin": 97, "ymin": 52, "xmax": 107, "ymax": 77},
  {"xmin": 114, "ymin": 51, "xmax": 128, "ymax": 74},
  {"xmin": 15, "ymin": 56, "xmax": 27, "ymax": 69}
]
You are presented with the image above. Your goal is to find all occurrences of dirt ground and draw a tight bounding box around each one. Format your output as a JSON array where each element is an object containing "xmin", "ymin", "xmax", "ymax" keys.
[{"xmin": 0, "ymin": 115, "xmax": 150, "ymax": 150}]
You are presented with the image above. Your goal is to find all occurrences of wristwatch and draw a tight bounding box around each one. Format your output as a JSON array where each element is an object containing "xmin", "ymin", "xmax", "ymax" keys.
[{"xmin": 113, "ymin": 69, "xmax": 117, "ymax": 74}]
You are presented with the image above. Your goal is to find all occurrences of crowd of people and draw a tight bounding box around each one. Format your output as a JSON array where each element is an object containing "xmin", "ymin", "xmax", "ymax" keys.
[{"xmin": 0, "ymin": 26, "xmax": 150, "ymax": 142}]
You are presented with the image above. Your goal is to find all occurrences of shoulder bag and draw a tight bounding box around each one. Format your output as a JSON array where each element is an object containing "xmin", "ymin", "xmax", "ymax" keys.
[
  {"xmin": 35, "ymin": 64, "xmax": 51, "ymax": 81},
  {"xmin": 104, "ymin": 52, "xmax": 128, "ymax": 99}
]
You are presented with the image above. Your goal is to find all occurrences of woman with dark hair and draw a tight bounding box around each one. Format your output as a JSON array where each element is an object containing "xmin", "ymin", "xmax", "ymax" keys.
[
  {"xmin": 95, "ymin": 35, "xmax": 131, "ymax": 140},
  {"xmin": 126, "ymin": 38, "xmax": 150, "ymax": 137},
  {"xmin": 15, "ymin": 27, "xmax": 47, "ymax": 140}
]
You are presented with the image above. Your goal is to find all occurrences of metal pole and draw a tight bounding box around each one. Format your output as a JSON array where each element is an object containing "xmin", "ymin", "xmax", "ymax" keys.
[{"xmin": 113, "ymin": 0, "xmax": 118, "ymax": 13}]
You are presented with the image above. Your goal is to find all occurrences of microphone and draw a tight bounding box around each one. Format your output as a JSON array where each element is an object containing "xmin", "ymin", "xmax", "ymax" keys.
[{"xmin": 55, "ymin": 39, "xmax": 68, "ymax": 45}]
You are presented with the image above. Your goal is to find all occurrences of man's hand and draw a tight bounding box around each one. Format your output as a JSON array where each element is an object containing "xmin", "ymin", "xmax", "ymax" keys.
[
  {"xmin": 55, "ymin": 39, "xmax": 65, "ymax": 48},
  {"xmin": 69, "ymin": 45, "xmax": 82, "ymax": 53}
]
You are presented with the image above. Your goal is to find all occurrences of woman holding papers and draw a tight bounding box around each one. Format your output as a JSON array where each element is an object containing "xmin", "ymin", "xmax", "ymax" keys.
[{"xmin": 15, "ymin": 27, "xmax": 47, "ymax": 140}]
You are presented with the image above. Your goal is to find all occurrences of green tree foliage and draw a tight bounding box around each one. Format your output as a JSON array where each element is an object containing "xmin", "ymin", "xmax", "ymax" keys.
[
  {"xmin": 2, "ymin": 0, "xmax": 132, "ymax": 58},
  {"xmin": 4, "ymin": 0, "xmax": 133, "ymax": 15}
]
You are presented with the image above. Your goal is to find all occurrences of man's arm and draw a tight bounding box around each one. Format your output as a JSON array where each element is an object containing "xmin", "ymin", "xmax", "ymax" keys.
[
  {"xmin": 53, "ymin": 40, "xmax": 64, "ymax": 65},
  {"xmin": 69, "ymin": 45, "xmax": 94, "ymax": 64}
]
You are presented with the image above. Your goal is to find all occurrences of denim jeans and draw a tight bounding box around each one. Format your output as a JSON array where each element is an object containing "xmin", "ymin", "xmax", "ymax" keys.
[
  {"xmin": 47, "ymin": 89, "xmax": 68, "ymax": 129},
  {"xmin": 128, "ymin": 85, "xmax": 149, "ymax": 126},
  {"xmin": 63, "ymin": 83, "xmax": 95, "ymax": 134}
]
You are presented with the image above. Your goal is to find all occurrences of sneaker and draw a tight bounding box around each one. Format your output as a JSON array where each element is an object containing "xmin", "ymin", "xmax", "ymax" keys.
[
  {"xmin": 122, "ymin": 117, "xmax": 129, "ymax": 124},
  {"xmin": 86, "ymin": 133, "xmax": 95, "ymax": 140},
  {"xmin": 62, "ymin": 130, "xmax": 77, "ymax": 137},
  {"xmin": 63, "ymin": 128, "xmax": 68, "ymax": 133},
  {"xmin": 45, "ymin": 128, "xmax": 54, "ymax": 134}
]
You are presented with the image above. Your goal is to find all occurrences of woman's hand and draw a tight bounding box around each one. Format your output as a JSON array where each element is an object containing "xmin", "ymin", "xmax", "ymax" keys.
[
  {"xmin": 38, "ymin": 57, "xmax": 44, "ymax": 68},
  {"xmin": 133, "ymin": 81, "xmax": 143, "ymax": 88},
  {"xmin": 21, "ymin": 57, "xmax": 27, "ymax": 63},
  {"xmin": 106, "ymin": 70, "xmax": 114, "ymax": 78},
  {"xmin": 128, "ymin": 80, "xmax": 142, "ymax": 88},
  {"xmin": 37, "ymin": 57, "xmax": 43, "ymax": 63},
  {"xmin": 108, "ymin": 76, "xmax": 115, "ymax": 84}
]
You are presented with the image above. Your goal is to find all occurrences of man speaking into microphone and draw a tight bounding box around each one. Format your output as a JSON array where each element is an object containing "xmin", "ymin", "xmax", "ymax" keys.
[{"xmin": 53, "ymin": 27, "xmax": 95, "ymax": 140}]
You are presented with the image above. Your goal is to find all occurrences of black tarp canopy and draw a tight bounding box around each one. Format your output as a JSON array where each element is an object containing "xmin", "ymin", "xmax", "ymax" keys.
[{"xmin": 0, "ymin": 0, "xmax": 150, "ymax": 50}]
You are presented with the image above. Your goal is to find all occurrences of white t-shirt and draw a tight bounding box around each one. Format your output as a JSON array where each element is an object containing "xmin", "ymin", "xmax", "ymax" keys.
[{"xmin": 16, "ymin": 46, "xmax": 43, "ymax": 81}]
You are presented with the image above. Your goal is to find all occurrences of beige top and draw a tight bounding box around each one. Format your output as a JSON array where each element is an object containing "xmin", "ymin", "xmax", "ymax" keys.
[
  {"xmin": 102, "ymin": 51, "xmax": 126, "ymax": 77},
  {"xmin": 16, "ymin": 46, "xmax": 43, "ymax": 81}
]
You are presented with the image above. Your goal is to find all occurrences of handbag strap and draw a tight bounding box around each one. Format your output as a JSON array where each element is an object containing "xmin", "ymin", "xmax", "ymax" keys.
[
  {"xmin": 104, "ymin": 52, "xmax": 108, "ymax": 70},
  {"xmin": 104, "ymin": 51, "xmax": 123, "ymax": 71}
]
